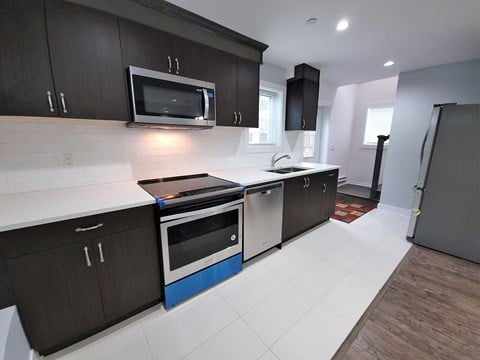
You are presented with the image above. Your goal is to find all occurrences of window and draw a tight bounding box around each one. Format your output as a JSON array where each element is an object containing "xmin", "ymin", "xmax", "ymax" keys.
[
  {"xmin": 245, "ymin": 81, "xmax": 284, "ymax": 153},
  {"xmin": 249, "ymin": 90, "xmax": 277, "ymax": 145},
  {"xmin": 363, "ymin": 106, "xmax": 394, "ymax": 146},
  {"xmin": 303, "ymin": 131, "xmax": 315, "ymax": 158}
]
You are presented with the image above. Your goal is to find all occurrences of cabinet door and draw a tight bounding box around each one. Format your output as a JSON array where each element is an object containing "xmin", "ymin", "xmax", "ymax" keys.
[
  {"xmin": 7, "ymin": 243, "xmax": 104, "ymax": 354},
  {"xmin": 303, "ymin": 173, "xmax": 323, "ymax": 228},
  {"xmin": 286, "ymin": 78, "xmax": 318, "ymax": 131},
  {"xmin": 302, "ymin": 79, "xmax": 319, "ymax": 130},
  {"xmin": 285, "ymin": 79, "xmax": 303, "ymax": 130},
  {"xmin": 0, "ymin": 0, "xmax": 58, "ymax": 116},
  {"xmin": 321, "ymin": 170, "xmax": 339, "ymax": 221},
  {"xmin": 119, "ymin": 19, "xmax": 173, "ymax": 73},
  {"xmin": 282, "ymin": 176, "xmax": 308, "ymax": 241},
  {"xmin": 236, "ymin": 57, "xmax": 259, "ymax": 128},
  {"xmin": 211, "ymin": 51, "xmax": 238, "ymax": 126},
  {"xmin": 173, "ymin": 37, "xmax": 217, "ymax": 79},
  {"xmin": 45, "ymin": 0, "xmax": 129, "ymax": 121},
  {"xmin": 94, "ymin": 225, "xmax": 161, "ymax": 323}
]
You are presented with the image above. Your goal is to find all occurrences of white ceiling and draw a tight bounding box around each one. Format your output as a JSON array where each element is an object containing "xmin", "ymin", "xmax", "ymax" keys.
[{"xmin": 167, "ymin": 0, "xmax": 480, "ymax": 87}]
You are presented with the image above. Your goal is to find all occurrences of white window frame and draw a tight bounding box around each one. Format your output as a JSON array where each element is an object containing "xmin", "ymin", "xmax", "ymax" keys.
[
  {"xmin": 303, "ymin": 131, "xmax": 316, "ymax": 158},
  {"xmin": 360, "ymin": 103, "xmax": 394, "ymax": 149},
  {"xmin": 244, "ymin": 80, "xmax": 284, "ymax": 154}
]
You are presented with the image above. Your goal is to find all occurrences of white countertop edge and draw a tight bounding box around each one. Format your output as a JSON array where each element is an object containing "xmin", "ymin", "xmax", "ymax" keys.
[
  {"xmin": 210, "ymin": 162, "xmax": 340, "ymax": 187},
  {"xmin": 0, "ymin": 181, "xmax": 156, "ymax": 232},
  {"xmin": 0, "ymin": 199, "xmax": 155, "ymax": 233}
]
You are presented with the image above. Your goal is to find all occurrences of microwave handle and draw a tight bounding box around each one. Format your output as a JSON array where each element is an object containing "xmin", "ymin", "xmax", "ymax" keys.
[{"xmin": 203, "ymin": 89, "xmax": 209, "ymax": 119}]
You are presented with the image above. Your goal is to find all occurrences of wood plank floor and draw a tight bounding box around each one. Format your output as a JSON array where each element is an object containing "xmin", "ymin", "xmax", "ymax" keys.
[{"xmin": 333, "ymin": 245, "xmax": 480, "ymax": 360}]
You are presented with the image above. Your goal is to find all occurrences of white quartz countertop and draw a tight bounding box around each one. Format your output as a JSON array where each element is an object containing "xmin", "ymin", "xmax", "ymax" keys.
[
  {"xmin": 0, "ymin": 162, "xmax": 339, "ymax": 232},
  {"xmin": 0, "ymin": 181, "xmax": 155, "ymax": 232},
  {"xmin": 210, "ymin": 162, "xmax": 340, "ymax": 187}
]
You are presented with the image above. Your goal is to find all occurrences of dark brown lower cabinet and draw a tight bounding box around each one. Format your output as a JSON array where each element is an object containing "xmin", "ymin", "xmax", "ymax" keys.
[
  {"xmin": 320, "ymin": 169, "xmax": 339, "ymax": 221},
  {"xmin": 95, "ymin": 225, "xmax": 161, "ymax": 323},
  {"xmin": 282, "ymin": 170, "xmax": 339, "ymax": 242},
  {"xmin": 3, "ymin": 206, "xmax": 161, "ymax": 355},
  {"xmin": 7, "ymin": 242, "xmax": 105, "ymax": 354}
]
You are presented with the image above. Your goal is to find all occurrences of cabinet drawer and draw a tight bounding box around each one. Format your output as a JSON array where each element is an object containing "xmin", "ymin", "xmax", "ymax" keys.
[{"xmin": 1, "ymin": 205, "xmax": 155, "ymax": 258}]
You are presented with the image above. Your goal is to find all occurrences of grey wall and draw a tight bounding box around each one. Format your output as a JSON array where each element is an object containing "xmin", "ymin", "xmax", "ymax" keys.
[
  {"xmin": 260, "ymin": 62, "xmax": 287, "ymax": 85},
  {"xmin": 381, "ymin": 60, "xmax": 480, "ymax": 210}
]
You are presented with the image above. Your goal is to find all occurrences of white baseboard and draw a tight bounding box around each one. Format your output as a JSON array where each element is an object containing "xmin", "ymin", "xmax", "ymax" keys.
[
  {"xmin": 377, "ymin": 203, "xmax": 410, "ymax": 217},
  {"xmin": 346, "ymin": 180, "xmax": 371, "ymax": 188}
]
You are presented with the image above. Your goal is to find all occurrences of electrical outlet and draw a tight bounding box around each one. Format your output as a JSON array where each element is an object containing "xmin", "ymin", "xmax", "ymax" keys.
[{"xmin": 63, "ymin": 151, "xmax": 73, "ymax": 167}]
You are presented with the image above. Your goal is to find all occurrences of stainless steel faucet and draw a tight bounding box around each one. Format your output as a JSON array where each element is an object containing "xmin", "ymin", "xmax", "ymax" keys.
[{"xmin": 271, "ymin": 152, "xmax": 291, "ymax": 167}]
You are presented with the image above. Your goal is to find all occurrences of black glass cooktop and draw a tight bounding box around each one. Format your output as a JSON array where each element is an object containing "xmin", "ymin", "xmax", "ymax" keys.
[{"xmin": 138, "ymin": 173, "xmax": 242, "ymax": 203}]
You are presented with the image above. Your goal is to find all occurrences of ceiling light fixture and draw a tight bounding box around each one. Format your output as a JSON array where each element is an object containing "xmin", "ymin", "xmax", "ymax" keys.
[
  {"xmin": 336, "ymin": 19, "xmax": 349, "ymax": 31},
  {"xmin": 384, "ymin": 60, "xmax": 395, "ymax": 67},
  {"xmin": 306, "ymin": 18, "xmax": 317, "ymax": 25}
]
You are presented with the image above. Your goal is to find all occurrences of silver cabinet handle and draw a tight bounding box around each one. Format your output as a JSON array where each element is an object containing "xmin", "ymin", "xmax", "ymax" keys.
[
  {"xmin": 47, "ymin": 91, "xmax": 55, "ymax": 113},
  {"xmin": 302, "ymin": 118, "xmax": 306, "ymax": 129},
  {"xmin": 167, "ymin": 56, "xmax": 172, "ymax": 73},
  {"xmin": 175, "ymin": 58, "xmax": 180, "ymax": 74},
  {"xmin": 84, "ymin": 246, "xmax": 91, "ymax": 267},
  {"xmin": 97, "ymin": 242, "xmax": 105, "ymax": 263},
  {"xmin": 238, "ymin": 112, "xmax": 242, "ymax": 125},
  {"xmin": 322, "ymin": 183, "xmax": 327, "ymax": 193},
  {"xmin": 306, "ymin": 176, "xmax": 311, "ymax": 188},
  {"xmin": 233, "ymin": 112, "xmax": 238, "ymax": 125},
  {"xmin": 260, "ymin": 190, "xmax": 272, "ymax": 195},
  {"xmin": 75, "ymin": 223, "xmax": 103, "ymax": 232},
  {"xmin": 303, "ymin": 177, "xmax": 307, "ymax": 188},
  {"xmin": 60, "ymin": 93, "xmax": 68, "ymax": 114}
]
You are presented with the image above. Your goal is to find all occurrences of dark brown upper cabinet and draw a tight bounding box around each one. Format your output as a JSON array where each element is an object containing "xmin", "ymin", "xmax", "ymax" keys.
[
  {"xmin": 0, "ymin": 0, "xmax": 58, "ymax": 117},
  {"xmin": 285, "ymin": 64, "xmax": 320, "ymax": 131},
  {"xmin": 235, "ymin": 57, "xmax": 260, "ymax": 128},
  {"xmin": 119, "ymin": 19, "xmax": 174, "ymax": 74},
  {"xmin": 45, "ymin": 0, "xmax": 129, "ymax": 121}
]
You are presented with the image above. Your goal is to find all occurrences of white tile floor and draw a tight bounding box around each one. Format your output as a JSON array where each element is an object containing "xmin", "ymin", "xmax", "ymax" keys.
[{"xmin": 46, "ymin": 209, "xmax": 411, "ymax": 360}]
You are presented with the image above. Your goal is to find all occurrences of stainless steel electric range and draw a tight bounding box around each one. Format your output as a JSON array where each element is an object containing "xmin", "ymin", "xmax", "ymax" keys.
[{"xmin": 138, "ymin": 173, "xmax": 244, "ymax": 308}]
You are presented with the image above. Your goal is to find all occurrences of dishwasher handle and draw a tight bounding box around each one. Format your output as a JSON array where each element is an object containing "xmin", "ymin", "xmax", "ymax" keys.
[{"xmin": 246, "ymin": 182, "xmax": 283, "ymax": 195}]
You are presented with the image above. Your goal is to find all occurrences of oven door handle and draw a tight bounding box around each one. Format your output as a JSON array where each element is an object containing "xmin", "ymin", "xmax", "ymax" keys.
[{"xmin": 160, "ymin": 198, "xmax": 243, "ymax": 222}]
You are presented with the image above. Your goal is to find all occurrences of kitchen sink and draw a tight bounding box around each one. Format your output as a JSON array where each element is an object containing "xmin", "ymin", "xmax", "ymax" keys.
[{"xmin": 265, "ymin": 166, "xmax": 312, "ymax": 174}]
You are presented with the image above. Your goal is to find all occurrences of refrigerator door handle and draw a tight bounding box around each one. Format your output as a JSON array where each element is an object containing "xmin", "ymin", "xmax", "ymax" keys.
[
  {"xmin": 407, "ymin": 106, "xmax": 442, "ymax": 239},
  {"xmin": 420, "ymin": 131, "xmax": 428, "ymax": 163}
]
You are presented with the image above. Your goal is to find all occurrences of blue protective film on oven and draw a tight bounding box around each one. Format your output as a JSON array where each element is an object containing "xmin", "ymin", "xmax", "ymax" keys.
[
  {"xmin": 154, "ymin": 196, "xmax": 166, "ymax": 208},
  {"xmin": 164, "ymin": 253, "xmax": 242, "ymax": 309}
]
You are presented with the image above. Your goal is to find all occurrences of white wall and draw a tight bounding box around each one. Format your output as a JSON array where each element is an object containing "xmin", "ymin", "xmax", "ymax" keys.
[
  {"xmin": 0, "ymin": 63, "xmax": 305, "ymax": 196},
  {"xmin": 325, "ymin": 85, "xmax": 356, "ymax": 179},
  {"xmin": 347, "ymin": 76, "xmax": 398, "ymax": 186},
  {"xmin": 380, "ymin": 60, "xmax": 480, "ymax": 210}
]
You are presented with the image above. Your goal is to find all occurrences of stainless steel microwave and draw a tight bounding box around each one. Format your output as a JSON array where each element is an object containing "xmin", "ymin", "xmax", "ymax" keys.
[{"xmin": 127, "ymin": 66, "xmax": 216, "ymax": 129}]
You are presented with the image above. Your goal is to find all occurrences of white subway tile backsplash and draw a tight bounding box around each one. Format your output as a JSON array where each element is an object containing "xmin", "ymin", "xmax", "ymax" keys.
[{"xmin": 0, "ymin": 116, "xmax": 303, "ymax": 195}]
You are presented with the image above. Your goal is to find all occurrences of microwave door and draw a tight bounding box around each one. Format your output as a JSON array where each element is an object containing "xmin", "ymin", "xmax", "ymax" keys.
[{"xmin": 128, "ymin": 66, "xmax": 215, "ymax": 128}]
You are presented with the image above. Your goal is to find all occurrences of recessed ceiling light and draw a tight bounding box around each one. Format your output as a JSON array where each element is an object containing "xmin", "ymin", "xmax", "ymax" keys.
[
  {"xmin": 336, "ymin": 19, "xmax": 349, "ymax": 31},
  {"xmin": 306, "ymin": 18, "xmax": 317, "ymax": 25},
  {"xmin": 384, "ymin": 60, "xmax": 395, "ymax": 67}
]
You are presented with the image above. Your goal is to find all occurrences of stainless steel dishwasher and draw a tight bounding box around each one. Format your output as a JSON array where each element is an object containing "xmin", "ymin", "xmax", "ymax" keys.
[{"xmin": 243, "ymin": 182, "xmax": 284, "ymax": 261}]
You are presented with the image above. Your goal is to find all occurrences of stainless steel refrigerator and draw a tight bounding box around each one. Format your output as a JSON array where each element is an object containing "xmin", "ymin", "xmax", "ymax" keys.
[{"xmin": 407, "ymin": 104, "xmax": 479, "ymax": 263}]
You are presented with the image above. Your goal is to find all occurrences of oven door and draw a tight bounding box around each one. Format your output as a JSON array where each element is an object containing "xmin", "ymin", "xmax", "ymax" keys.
[
  {"xmin": 129, "ymin": 66, "xmax": 215, "ymax": 128},
  {"xmin": 160, "ymin": 199, "xmax": 243, "ymax": 285}
]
